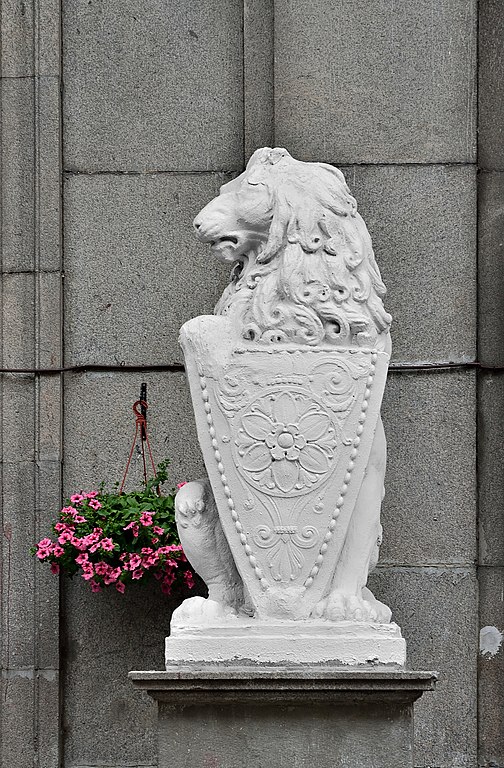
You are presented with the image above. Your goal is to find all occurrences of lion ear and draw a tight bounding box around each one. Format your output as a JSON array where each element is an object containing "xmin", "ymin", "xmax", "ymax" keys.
[
  {"xmin": 246, "ymin": 148, "xmax": 272, "ymax": 169},
  {"xmin": 257, "ymin": 184, "xmax": 292, "ymax": 263}
]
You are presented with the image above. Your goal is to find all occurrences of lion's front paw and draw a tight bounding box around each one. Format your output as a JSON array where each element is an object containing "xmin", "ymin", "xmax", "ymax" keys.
[
  {"xmin": 314, "ymin": 589, "xmax": 391, "ymax": 623},
  {"xmin": 175, "ymin": 481, "xmax": 206, "ymax": 529}
]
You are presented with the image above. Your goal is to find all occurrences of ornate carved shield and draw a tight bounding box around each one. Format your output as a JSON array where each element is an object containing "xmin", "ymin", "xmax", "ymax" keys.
[{"xmin": 180, "ymin": 316, "xmax": 389, "ymax": 620}]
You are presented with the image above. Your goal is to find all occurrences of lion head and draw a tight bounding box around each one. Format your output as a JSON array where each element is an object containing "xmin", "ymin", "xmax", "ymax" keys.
[{"xmin": 194, "ymin": 148, "xmax": 391, "ymax": 350}]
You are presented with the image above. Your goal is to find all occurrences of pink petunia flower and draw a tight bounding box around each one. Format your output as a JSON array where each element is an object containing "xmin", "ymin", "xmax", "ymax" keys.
[
  {"xmin": 37, "ymin": 538, "xmax": 53, "ymax": 549},
  {"xmin": 143, "ymin": 552, "xmax": 159, "ymax": 568},
  {"xmin": 73, "ymin": 514, "xmax": 87, "ymax": 524},
  {"xmin": 81, "ymin": 565, "xmax": 95, "ymax": 581},
  {"xmin": 90, "ymin": 580, "xmax": 102, "ymax": 593},
  {"xmin": 177, "ymin": 482, "xmax": 187, "ymax": 489},
  {"xmin": 104, "ymin": 567, "xmax": 121, "ymax": 585},
  {"xmin": 88, "ymin": 499, "xmax": 102, "ymax": 510},
  {"xmin": 75, "ymin": 552, "xmax": 89, "ymax": 565},
  {"xmin": 71, "ymin": 536, "xmax": 88, "ymax": 551},
  {"xmin": 127, "ymin": 554, "xmax": 142, "ymax": 571},
  {"xmin": 37, "ymin": 547, "xmax": 52, "ymax": 560},
  {"xmin": 123, "ymin": 521, "xmax": 140, "ymax": 537},
  {"xmin": 100, "ymin": 538, "xmax": 115, "ymax": 552},
  {"xmin": 61, "ymin": 506, "xmax": 76, "ymax": 516},
  {"xmin": 70, "ymin": 494, "xmax": 85, "ymax": 505},
  {"xmin": 183, "ymin": 570, "xmax": 195, "ymax": 589},
  {"xmin": 55, "ymin": 522, "xmax": 73, "ymax": 533},
  {"xmin": 131, "ymin": 569, "xmax": 144, "ymax": 580},
  {"xmin": 94, "ymin": 561, "xmax": 108, "ymax": 576},
  {"xmin": 58, "ymin": 531, "xmax": 73, "ymax": 545},
  {"xmin": 50, "ymin": 562, "xmax": 60, "ymax": 575},
  {"xmin": 52, "ymin": 545, "xmax": 64, "ymax": 558},
  {"xmin": 85, "ymin": 491, "xmax": 98, "ymax": 499},
  {"xmin": 152, "ymin": 525, "xmax": 164, "ymax": 536},
  {"xmin": 139, "ymin": 511, "xmax": 154, "ymax": 527},
  {"xmin": 116, "ymin": 581, "xmax": 126, "ymax": 594}
]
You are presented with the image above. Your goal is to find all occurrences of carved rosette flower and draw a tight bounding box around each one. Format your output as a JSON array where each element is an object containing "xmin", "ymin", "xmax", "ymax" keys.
[{"xmin": 235, "ymin": 392, "xmax": 337, "ymax": 493}]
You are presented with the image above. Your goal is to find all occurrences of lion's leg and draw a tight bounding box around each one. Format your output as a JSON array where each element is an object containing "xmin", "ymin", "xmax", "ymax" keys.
[
  {"xmin": 175, "ymin": 478, "xmax": 246, "ymax": 614},
  {"xmin": 316, "ymin": 417, "xmax": 391, "ymax": 623}
]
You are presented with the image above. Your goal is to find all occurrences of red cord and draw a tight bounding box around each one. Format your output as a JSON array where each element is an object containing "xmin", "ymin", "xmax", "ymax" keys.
[{"xmin": 119, "ymin": 400, "xmax": 157, "ymax": 493}]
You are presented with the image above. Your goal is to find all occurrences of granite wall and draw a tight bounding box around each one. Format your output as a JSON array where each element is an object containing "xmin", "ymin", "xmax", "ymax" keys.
[{"xmin": 1, "ymin": 1, "xmax": 502, "ymax": 766}]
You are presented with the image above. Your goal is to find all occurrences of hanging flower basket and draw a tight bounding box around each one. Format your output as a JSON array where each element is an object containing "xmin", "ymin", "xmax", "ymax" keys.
[
  {"xmin": 32, "ymin": 393, "xmax": 196, "ymax": 596},
  {"xmin": 31, "ymin": 461, "xmax": 194, "ymax": 595}
]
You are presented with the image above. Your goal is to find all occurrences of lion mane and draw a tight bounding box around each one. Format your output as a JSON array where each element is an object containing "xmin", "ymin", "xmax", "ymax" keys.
[{"xmin": 214, "ymin": 148, "xmax": 392, "ymax": 350}]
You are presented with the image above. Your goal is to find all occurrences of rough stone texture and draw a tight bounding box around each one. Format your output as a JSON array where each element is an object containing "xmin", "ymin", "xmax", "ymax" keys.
[
  {"xmin": 369, "ymin": 566, "xmax": 478, "ymax": 768},
  {"xmin": 274, "ymin": 0, "xmax": 477, "ymax": 164},
  {"xmin": 63, "ymin": 371, "xmax": 204, "ymax": 493},
  {"xmin": 381, "ymin": 369, "xmax": 476, "ymax": 566},
  {"xmin": 343, "ymin": 164, "xmax": 476, "ymax": 366},
  {"xmin": 62, "ymin": 0, "xmax": 244, "ymax": 172},
  {"xmin": 478, "ymin": 172, "xmax": 504, "ymax": 368},
  {"xmin": 156, "ymin": 700, "xmax": 413, "ymax": 768},
  {"xmin": 1, "ymin": 76, "xmax": 61, "ymax": 273},
  {"xmin": 478, "ymin": 567, "xmax": 504, "ymax": 768},
  {"xmin": 64, "ymin": 165, "xmax": 476, "ymax": 368},
  {"xmin": 479, "ymin": 0, "xmax": 504, "ymax": 169},
  {"xmin": 61, "ymin": 571, "xmax": 202, "ymax": 768},
  {"xmin": 0, "ymin": 3, "xmax": 62, "ymax": 766},
  {"xmin": 1, "ymin": 0, "xmax": 60, "ymax": 77},
  {"xmin": 244, "ymin": 0, "xmax": 274, "ymax": 159},
  {"xmin": 63, "ymin": 173, "xmax": 233, "ymax": 367},
  {"xmin": 478, "ymin": 372, "xmax": 504, "ymax": 567}
]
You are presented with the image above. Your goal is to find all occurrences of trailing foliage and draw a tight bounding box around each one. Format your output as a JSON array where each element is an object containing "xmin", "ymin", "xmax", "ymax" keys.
[{"xmin": 31, "ymin": 461, "xmax": 194, "ymax": 595}]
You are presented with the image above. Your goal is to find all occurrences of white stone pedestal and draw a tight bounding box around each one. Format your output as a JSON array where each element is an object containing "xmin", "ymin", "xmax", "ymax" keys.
[{"xmin": 165, "ymin": 613, "xmax": 406, "ymax": 666}]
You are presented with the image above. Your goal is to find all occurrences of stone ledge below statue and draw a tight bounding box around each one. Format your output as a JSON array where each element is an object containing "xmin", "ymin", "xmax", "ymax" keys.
[
  {"xmin": 165, "ymin": 600, "xmax": 406, "ymax": 666},
  {"xmin": 130, "ymin": 666, "xmax": 437, "ymax": 768}
]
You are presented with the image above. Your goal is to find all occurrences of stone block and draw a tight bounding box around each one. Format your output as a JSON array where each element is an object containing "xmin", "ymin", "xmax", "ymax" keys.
[
  {"xmin": 34, "ymin": 460, "xmax": 61, "ymax": 670},
  {"xmin": 2, "ymin": 273, "xmax": 36, "ymax": 368},
  {"xmin": 1, "ymin": 376, "xmax": 36, "ymax": 463},
  {"xmin": 63, "ymin": 371, "xmax": 205, "ymax": 494},
  {"xmin": 478, "ymin": 566, "xmax": 504, "ymax": 767},
  {"xmin": 1, "ymin": 461, "xmax": 37, "ymax": 670},
  {"xmin": 369, "ymin": 566, "xmax": 478, "ymax": 768},
  {"xmin": 1, "ymin": 0, "xmax": 60, "ymax": 77},
  {"xmin": 1, "ymin": 80, "xmax": 35, "ymax": 274},
  {"xmin": 274, "ymin": 0, "xmax": 477, "ymax": 164},
  {"xmin": 478, "ymin": 172, "xmax": 504, "ymax": 367},
  {"xmin": 63, "ymin": 173, "xmax": 233, "ymax": 366},
  {"xmin": 36, "ymin": 674, "xmax": 60, "ymax": 768},
  {"xmin": 380, "ymin": 369, "xmax": 476, "ymax": 566},
  {"xmin": 38, "ymin": 271, "xmax": 62, "ymax": 369},
  {"xmin": 479, "ymin": 0, "xmax": 504, "ymax": 169},
  {"xmin": 0, "ymin": 672, "xmax": 59, "ymax": 768},
  {"xmin": 0, "ymin": 77, "xmax": 61, "ymax": 273},
  {"xmin": 0, "ymin": 675, "xmax": 35, "ymax": 768},
  {"xmin": 62, "ymin": 0, "xmax": 243, "ymax": 172},
  {"xmin": 61, "ymin": 577, "xmax": 190, "ymax": 767},
  {"xmin": 343, "ymin": 164, "xmax": 476, "ymax": 365},
  {"xmin": 478, "ymin": 372, "xmax": 504, "ymax": 566},
  {"xmin": 244, "ymin": 0, "xmax": 274, "ymax": 159},
  {"xmin": 38, "ymin": 376, "xmax": 62, "ymax": 463}
]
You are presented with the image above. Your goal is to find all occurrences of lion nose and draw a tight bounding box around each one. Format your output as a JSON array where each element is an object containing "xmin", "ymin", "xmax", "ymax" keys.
[{"xmin": 193, "ymin": 217, "xmax": 202, "ymax": 230}]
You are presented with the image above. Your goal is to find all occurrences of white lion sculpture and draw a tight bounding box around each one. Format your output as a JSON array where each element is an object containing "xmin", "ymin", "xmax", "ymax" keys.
[{"xmin": 175, "ymin": 148, "xmax": 392, "ymax": 624}]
